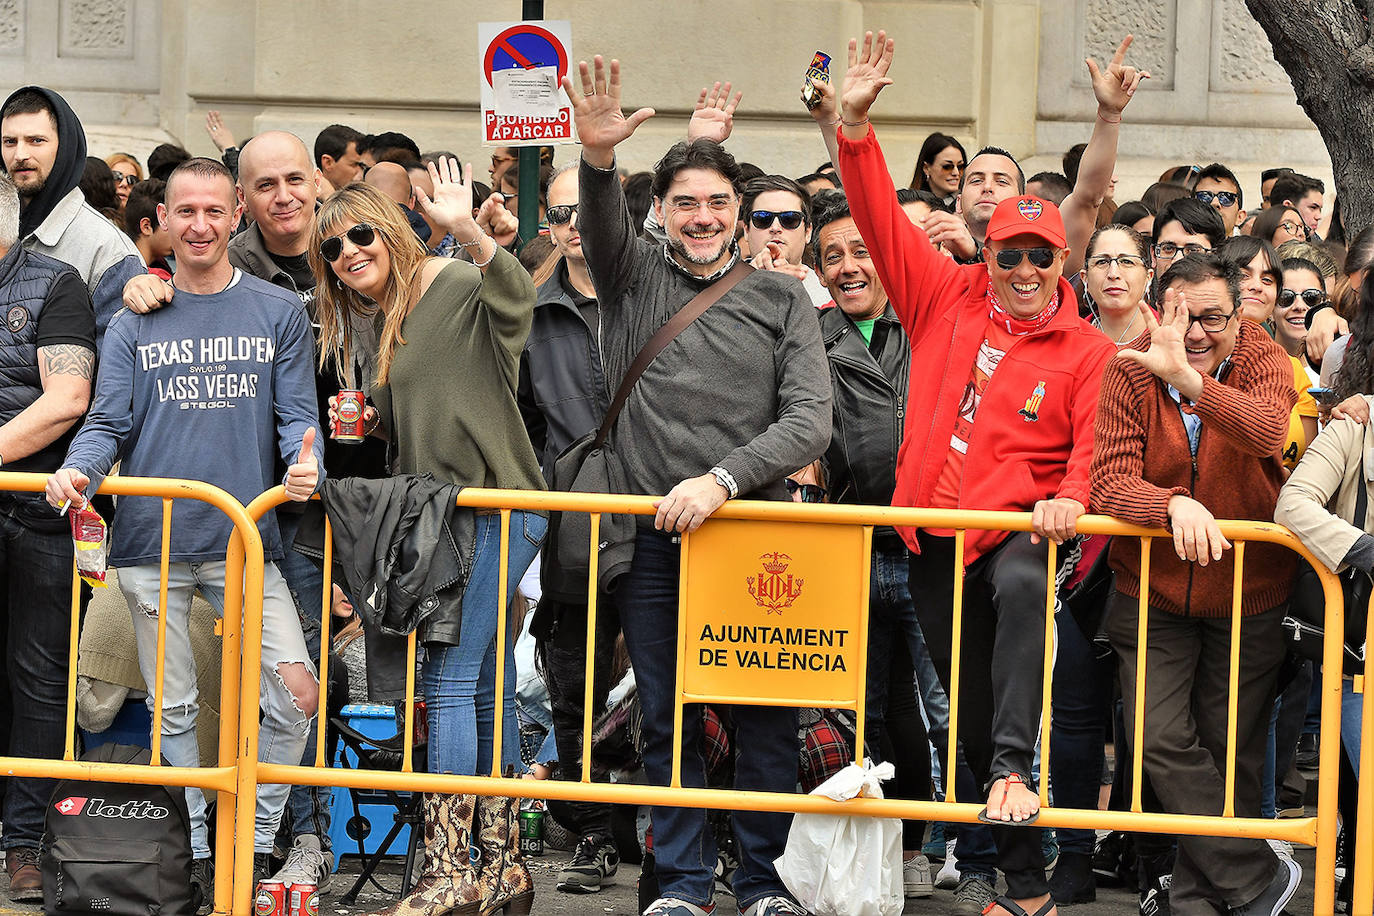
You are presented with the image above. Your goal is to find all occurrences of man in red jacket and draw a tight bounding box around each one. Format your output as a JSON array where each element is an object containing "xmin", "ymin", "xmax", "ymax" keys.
[
  {"xmin": 836, "ymin": 32, "xmax": 1117, "ymax": 916},
  {"xmin": 1091, "ymin": 253, "xmax": 1300, "ymax": 916}
]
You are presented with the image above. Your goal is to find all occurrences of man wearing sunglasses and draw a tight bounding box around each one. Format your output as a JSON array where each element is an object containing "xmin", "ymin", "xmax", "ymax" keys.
[
  {"xmin": 741, "ymin": 175, "xmax": 830, "ymax": 306},
  {"xmin": 838, "ymin": 31, "xmax": 1119, "ymax": 916},
  {"xmin": 1092, "ymin": 253, "xmax": 1301, "ymax": 916},
  {"xmin": 1193, "ymin": 163, "xmax": 1246, "ymax": 236}
]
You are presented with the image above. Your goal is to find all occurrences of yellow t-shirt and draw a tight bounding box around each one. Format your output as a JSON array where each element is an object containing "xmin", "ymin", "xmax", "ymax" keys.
[{"xmin": 1283, "ymin": 355, "xmax": 1319, "ymax": 470}]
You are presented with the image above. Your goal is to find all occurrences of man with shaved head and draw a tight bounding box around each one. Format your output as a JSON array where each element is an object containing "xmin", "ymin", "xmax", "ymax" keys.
[{"xmin": 365, "ymin": 160, "xmax": 431, "ymax": 245}]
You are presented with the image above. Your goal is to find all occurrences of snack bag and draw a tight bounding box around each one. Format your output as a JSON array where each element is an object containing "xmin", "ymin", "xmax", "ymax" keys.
[
  {"xmin": 801, "ymin": 51, "xmax": 832, "ymax": 110},
  {"xmin": 69, "ymin": 502, "xmax": 109, "ymax": 588}
]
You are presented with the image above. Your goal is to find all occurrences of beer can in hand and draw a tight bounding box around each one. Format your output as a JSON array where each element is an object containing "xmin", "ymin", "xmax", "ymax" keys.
[
  {"xmin": 333, "ymin": 389, "xmax": 366, "ymax": 442},
  {"xmin": 254, "ymin": 880, "xmax": 287, "ymax": 916}
]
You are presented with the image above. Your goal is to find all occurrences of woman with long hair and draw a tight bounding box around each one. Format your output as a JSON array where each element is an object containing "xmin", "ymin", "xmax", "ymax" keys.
[
  {"xmin": 105, "ymin": 151, "xmax": 142, "ymax": 214},
  {"xmin": 908, "ymin": 131, "xmax": 966, "ymax": 209},
  {"xmin": 311, "ymin": 160, "xmax": 546, "ymax": 916}
]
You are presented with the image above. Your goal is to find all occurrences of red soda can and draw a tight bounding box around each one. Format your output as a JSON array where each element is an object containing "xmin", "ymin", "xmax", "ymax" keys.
[
  {"xmin": 254, "ymin": 879, "xmax": 286, "ymax": 915},
  {"xmin": 287, "ymin": 883, "xmax": 319, "ymax": 916},
  {"xmin": 333, "ymin": 389, "xmax": 366, "ymax": 442}
]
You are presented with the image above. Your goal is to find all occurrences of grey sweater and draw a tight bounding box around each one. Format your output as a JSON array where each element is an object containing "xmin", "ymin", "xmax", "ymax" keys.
[{"xmin": 578, "ymin": 158, "xmax": 832, "ymax": 507}]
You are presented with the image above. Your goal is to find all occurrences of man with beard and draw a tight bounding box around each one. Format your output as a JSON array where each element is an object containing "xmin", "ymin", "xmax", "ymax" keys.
[
  {"xmin": 0, "ymin": 86, "xmax": 144, "ymax": 344},
  {"xmin": 567, "ymin": 57, "xmax": 831, "ymax": 916}
]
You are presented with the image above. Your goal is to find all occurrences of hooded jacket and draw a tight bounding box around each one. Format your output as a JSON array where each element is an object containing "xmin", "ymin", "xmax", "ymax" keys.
[{"xmin": 3, "ymin": 86, "xmax": 144, "ymax": 343}]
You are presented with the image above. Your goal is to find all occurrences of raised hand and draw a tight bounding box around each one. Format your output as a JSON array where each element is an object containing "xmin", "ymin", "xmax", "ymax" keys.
[
  {"xmin": 476, "ymin": 194, "xmax": 518, "ymax": 247},
  {"xmin": 563, "ymin": 56, "xmax": 656, "ymax": 166},
  {"xmin": 803, "ymin": 73, "xmax": 838, "ymax": 125},
  {"xmin": 840, "ymin": 30, "xmax": 894, "ymax": 127},
  {"xmin": 204, "ymin": 110, "xmax": 237, "ymax": 153},
  {"xmin": 285, "ymin": 427, "xmax": 319, "ymax": 502},
  {"xmin": 415, "ymin": 157, "xmax": 476, "ymax": 234},
  {"xmin": 688, "ymin": 82, "xmax": 742, "ymax": 144},
  {"xmin": 1115, "ymin": 291, "xmax": 1201, "ymax": 396},
  {"xmin": 1087, "ymin": 34, "xmax": 1150, "ymax": 119}
]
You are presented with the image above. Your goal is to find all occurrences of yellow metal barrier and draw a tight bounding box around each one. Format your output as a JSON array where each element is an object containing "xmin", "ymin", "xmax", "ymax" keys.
[
  {"xmin": 232, "ymin": 486, "xmax": 1345, "ymax": 916},
  {"xmin": 0, "ymin": 470, "xmax": 263, "ymax": 916}
]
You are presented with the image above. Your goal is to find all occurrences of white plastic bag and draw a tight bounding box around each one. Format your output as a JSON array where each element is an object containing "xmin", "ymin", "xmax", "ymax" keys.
[{"xmin": 774, "ymin": 759, "xmax": 903, "ymax": 916}]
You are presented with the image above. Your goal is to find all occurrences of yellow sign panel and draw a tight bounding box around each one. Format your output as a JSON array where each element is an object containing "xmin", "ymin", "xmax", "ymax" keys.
[{"xmin": 679, "ymin": 518, "xmax": 869, "ymax": 708}]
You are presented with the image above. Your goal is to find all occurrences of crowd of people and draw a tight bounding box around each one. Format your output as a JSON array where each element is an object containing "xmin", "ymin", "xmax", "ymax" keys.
[{"xmin": 0, "ymin": 21, "xmax": 1364, "ymax": 916}]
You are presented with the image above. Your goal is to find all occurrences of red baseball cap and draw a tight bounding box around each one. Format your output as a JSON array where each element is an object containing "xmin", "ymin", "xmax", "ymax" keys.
[{"xmin": 985, "ymin": 196, "xmax": 1067, "ymax": 248}]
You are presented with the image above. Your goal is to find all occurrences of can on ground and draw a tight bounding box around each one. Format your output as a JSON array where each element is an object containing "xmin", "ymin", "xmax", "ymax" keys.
[
  {"xmin": 333, "ymin": 389, "xmax": 366, "ymax": 442},
  {"xmin": 518, "ymin": 808, "xmax": 544, "ymax": 856},
  {"xmin": 254, "ymin": 880, "xmax": 287, "ymax": 916},
  {"xmin": 288, "ymin": 882, "xmax": 319, "ymax": 916}
]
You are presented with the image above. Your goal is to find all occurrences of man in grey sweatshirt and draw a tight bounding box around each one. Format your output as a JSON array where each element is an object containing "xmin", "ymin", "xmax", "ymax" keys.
[
  {"xmin": 568, "ymin": 58, "xmax": 832, "ymax": 916},
  {"xmin": 46, "ymin": 157, "xmax": 323, "ymax": 909}
]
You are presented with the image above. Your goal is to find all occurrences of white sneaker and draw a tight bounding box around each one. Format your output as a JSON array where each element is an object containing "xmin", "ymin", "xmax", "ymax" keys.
[
  {"xmin": 903, "ymin": 854, "xmax": 934, "ymax": 898},
  {"xmin": 1266, "ymin": 837, "xmax": 1294, "ymax": 861},
  {"xmin": 935, "ymin": 837, "xmax": 959, "ymax": 890},
  {"xmin": 267, "ymin": 834, "xmax": 332, "ymax": 891}
]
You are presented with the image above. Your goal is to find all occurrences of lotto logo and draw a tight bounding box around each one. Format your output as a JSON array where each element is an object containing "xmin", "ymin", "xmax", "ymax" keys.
[{"xmin": 55, "ymin": 796, "xmax": 88, "ymax": 815}]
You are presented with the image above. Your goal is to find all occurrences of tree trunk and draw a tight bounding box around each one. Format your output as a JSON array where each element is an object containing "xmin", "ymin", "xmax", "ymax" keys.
[{"xmin": 1244, "ymin": 0, "xmax": 1374, "ymax": 235}]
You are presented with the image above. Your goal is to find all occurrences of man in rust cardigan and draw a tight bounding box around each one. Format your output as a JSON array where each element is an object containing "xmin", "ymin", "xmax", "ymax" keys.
[{"xmin": 1091, "ymin": 252, "xmax": 1300, "ymax": 916}]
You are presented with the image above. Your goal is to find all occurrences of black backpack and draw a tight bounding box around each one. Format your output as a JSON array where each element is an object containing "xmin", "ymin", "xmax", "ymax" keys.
[{"xmin": 39, "ymin": 743, "xmax": 196, "ymax": 916}]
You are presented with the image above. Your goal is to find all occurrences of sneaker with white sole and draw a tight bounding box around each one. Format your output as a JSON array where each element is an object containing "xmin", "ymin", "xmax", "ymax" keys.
[
  {"xmin": 935, "ymin": 836, "xmax": 960, "ymax": 890},
  {"xmin": 558, "ymin": 834, "xmax": 620, "ymax": 893},
  {"xmin": 266, "ymin": 834, "xmax": 332, "ymax": 892},
  {"xmin": 903, "ymin": 854, "xmax": 934, "ymax": 898},
  {"xmin": 643, "ymin": 897, "xmax": 715, "ymax": 916},
  {"xmin": 742, "ymin": 896, "xmax": 809, "ymax": 916}
]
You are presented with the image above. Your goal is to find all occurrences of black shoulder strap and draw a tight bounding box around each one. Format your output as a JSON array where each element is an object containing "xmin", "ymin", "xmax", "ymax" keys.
[{"xmin": 593, "ymin": 260, "xmax": 753, "ymax": 448}]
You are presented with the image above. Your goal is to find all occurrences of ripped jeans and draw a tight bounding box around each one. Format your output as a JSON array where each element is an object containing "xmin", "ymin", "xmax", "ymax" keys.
[{"xmin": 119, "ymin": 560, "xmax": 317, "ymax": 858}]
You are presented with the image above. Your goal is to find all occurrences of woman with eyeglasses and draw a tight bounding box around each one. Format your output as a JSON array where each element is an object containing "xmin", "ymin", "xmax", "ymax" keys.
[
  {"xmin": 1252, "ymin": 204, "xmax": 1308, "ymax": 248},
  {"xmin": 908, "ymin": 131, "xmax": 966, "ymax": 209},
  {"xmin": 310, "ymin": 160, "xmax": 546, "ymax": 916},
  {"xmin": 1083, "ymin": 225, "xmax": 1154, "ymax": 347},
  {"xmin": 105, "ymin": 152, "xmax": 142, "ymax": 214}
]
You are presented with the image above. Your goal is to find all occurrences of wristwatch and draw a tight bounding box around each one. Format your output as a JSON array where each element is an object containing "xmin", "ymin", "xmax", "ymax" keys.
[{"xmin": 709, "ymin": 466, "xmax": 738, "ymax": 499}]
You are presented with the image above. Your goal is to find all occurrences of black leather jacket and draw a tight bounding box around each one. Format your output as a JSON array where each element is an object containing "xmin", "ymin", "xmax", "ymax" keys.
[{"xmin": 819, "ymin": 303, "xmax": 909, "ymax": 545}]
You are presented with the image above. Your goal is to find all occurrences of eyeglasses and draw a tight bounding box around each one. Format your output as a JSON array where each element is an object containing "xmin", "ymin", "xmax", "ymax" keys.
[
  {"xmin": 936, "ymin": 161, "xmax": 964, "ymax": 173},
  {"xmin": 668, "ymin": 196, "xmax": 737, "ymax": 215},
  {"xmin": 113, "ymin": 173, "xmax": 138, "ymax": 187},
  {"xmin": 546, "ymin": 204, "xmax": 578, "ymax": 226},
  {"xmin": 1278, "ymin": 288, "xmax": 1326, "ymax": 309},
  {"xmin": 785, "ymin": 479, "xmax": 827, "ymax": 503},
  {"xmin": 1194, "ymin": 190, "xmax": 1238, "ymax": 208},
  {"xmin": 993, "ymin": 247, "xmax": 1057, "ymax": 270},
  {"xmin": 749, "ymin": 210, "xmax": 805, "ymax": 231},
  {"xmin": 1185, "ymin": 311, "xmax": 1236, "ymax": 334},
  {"xmin": 1087, "ymin": 254, "xmax": 1146, "ymax": 271},
  {"xmin": 1278, "ymin": 220, "xmax": 1305, "ymax": 237},
  {"xmin": 319, "ymin": 223, "xmax": 376, "ymax": 262},
  {"xmin": 1153, "ymin": 241, "xmax": 1210, "ymax": 260}
]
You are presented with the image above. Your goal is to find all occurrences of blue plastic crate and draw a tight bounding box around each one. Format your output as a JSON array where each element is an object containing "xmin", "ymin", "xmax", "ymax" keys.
[{"xmin": 328, "ymin": 704, "xmax": 413, "ymax": 867}]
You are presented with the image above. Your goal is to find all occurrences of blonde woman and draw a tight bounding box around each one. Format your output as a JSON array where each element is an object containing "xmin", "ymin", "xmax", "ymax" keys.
[
  {"xmin": 104, "ymin": 152, "xmax": 142, "ymax": 213},
  {"xmin": 311, "ymin": 160, "xmax": 545, "ymax": 916}
]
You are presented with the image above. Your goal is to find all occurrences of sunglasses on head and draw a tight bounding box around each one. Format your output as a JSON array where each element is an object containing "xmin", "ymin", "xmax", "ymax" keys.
[
  {"xmin": 1194, "ymin": 190, "xmax": 1237, "ymax": 208},
  {"xmin": 785, "ymin": 479, "xmax": 827, "ymax": 503},
  {"xmin": 749, "ymin": 210, "xmax": 805, "ymax": 231},
  {"xmin": 546, "ymin": 204, "xmax": 578, "ymax": 226},
  {"xmin": 993, "ymin": 247, "xmax": 1056, "ymax": 270},
  {"xmin": 1278, "ymin": 288, "xmax": 1326, "ymax": 309},
  {"xmin": 319, "ymin": 223, "xmax": 376, "ymax": 262}
]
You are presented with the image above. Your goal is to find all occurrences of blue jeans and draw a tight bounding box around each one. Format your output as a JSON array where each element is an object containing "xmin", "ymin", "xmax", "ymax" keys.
[
  {"xmin": 0, "ymin": 507, "xmax": 75, "ymax": 850},
  {"xmin": 1049, "ymin": 609, "xmax": 1112, "ymax": 855},
  {"xmin": 422, "ymin": 511, "xmax": 546, "ymax": 776},
  {"xmin": 276, "ymin": 510, "xmax": 333, "ymax": 850},
  {"xmin": 120, "ymin": 560, "xmax": 315, "ymax": 857},
  {"xmin": 618, "ymin": 529, "xmax": 798, "ymax": 912}
]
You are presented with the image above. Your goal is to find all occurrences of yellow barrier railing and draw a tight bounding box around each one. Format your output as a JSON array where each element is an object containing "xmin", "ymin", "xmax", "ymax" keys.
[
  {"xmin": 235, "ymin": 486, "xmax": 1346, "ymax": 916},
  {"xmin": 0, "ymin": 470, "xmax": 263, "ymax": 916}
]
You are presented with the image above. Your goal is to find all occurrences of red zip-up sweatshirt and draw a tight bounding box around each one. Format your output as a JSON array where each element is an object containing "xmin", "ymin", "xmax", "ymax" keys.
[{"xmin": 838, "ymin": 124, "xmax": 1115, "ymax": 564}]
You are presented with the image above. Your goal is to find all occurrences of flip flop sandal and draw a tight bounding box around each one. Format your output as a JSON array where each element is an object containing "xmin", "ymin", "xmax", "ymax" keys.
[
  {"xmin": 977, "ymin": 772, "xmax": 1040, "ymax": 826},
  {"xmin": 981, "ymin": 895, "xmax": 1055, "ymax": 916}
]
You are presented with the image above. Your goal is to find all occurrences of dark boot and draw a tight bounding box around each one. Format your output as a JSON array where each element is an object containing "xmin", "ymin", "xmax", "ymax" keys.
[
  {"xmin": 1137, "ymin": 850, "xmax": 1173, "ymax": 916},
  {"xmin": 474, "ymin": 794, "xmax": 534, "ymax": 916},
  {"xmin": 364, "ymin": 793, "xmax": 483, "ymax": 916},
  {"xmin": 1048, "ymin": 850, "xmax": 1096, "ymax": 905}
]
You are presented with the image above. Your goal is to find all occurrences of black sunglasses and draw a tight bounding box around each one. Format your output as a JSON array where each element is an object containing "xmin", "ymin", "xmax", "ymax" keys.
[
  {"xmin": 320, "ymin": 223, "xmax": 376, "ymax": 262},
  {"xmin": 1194, "ymin": 190, "xmax": 1238, "ymax": 208},
  {"xmin": 785, "ymin": 479, "xmax": 827, "ymax": 503},
  {"xmin": 114, "ymin": 173, "xmax": 138, "ymax": 187},
  {"xmin": 993, "ymin": 247, "xmax": 1056, "ymax": 270},
  {"xmin": 546, "ymin": 204, "xmax": 578, "ymax": 226},
  {"xmin": 1278, "ymin": 288, "xmax": 1326, "ymax": 309},
  {"xmin": 749, "ymin": 210, "xmax": 805, "ymax": 231}
]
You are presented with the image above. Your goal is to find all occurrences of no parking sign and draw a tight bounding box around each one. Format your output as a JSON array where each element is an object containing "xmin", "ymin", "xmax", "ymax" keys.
[{"xmin": 478, "ymin": 20, "xmax": 575, "ymax": 146}]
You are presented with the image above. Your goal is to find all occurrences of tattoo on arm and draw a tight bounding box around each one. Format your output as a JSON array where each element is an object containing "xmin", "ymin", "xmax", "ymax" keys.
[{"xmin": 42, "ymin": 345, "xmax": 95, "ymax": 380}]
